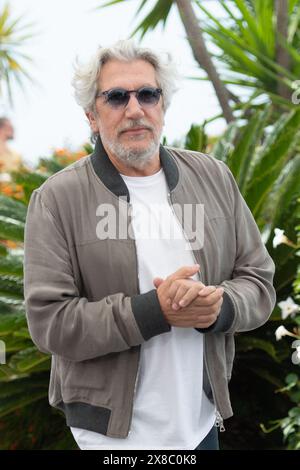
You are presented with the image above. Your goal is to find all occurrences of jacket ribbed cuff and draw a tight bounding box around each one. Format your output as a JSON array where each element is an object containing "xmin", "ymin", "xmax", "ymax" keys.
[
  {"xmin": 131, "ymin": 289, "xmax": 171, "ymax": 341},
  {"xmin": 194, "ymin": 291, "xmax": 235, "ymax": 334}
]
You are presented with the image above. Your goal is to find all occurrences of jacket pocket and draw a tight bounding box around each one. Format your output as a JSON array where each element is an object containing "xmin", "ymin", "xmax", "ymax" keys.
[{"xmin": 75, "ymin": 238, "xmax": 138, "ymax": 301}]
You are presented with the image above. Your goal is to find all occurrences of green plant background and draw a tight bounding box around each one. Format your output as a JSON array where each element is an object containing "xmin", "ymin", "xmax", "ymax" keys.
[{"xmin": 0, "ymin": 0, "xmax": 300, "ymax": 450}]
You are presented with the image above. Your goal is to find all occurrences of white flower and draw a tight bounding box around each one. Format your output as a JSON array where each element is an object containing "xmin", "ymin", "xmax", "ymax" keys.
[
  {"xmin": 278, "ymin": 297, "xmax": 300, "ymax": 320},
  {"xmin": 275, "ymin": 325, "xmax": 291, "ymax": 340},
  {"xmin": 273, "ymin": 228, "xmax": 289, "ymax": 248},
  {"xmin": 291, "ymin": 340, "xmax": 300, "ymax": 365}
]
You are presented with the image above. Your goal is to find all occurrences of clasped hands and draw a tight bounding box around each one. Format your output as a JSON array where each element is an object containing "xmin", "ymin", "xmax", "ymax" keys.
[{"xmin": 153, "ymin": 265, "xmax": 224, "ymax": 329}]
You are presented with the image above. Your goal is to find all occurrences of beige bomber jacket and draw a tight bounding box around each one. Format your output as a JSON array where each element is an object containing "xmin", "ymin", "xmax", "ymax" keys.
[{"xmin": 24, "ymin": 137, "xmax": 276, "ymax": 438}]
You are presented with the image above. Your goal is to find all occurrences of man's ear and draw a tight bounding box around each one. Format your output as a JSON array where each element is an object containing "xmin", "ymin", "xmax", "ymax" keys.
[{"xmin": 85, "ymin": 111, "xmax": 98, "ymax": 133}]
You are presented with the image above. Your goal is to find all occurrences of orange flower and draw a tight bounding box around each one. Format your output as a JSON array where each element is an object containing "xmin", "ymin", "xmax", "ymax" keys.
[
  {"xmin": 0, "ymin": 181, "xmax": 25, "ymax": 199},
  {"xmin": 54, "ymin": 148, "xmax": 68, "ymax": 157},
  {"xmin": 1, "ymin": 185, "xmax": 13, "ymax": 196},
  {"xmin": 3, "ymin": 240, "xmax": 18, "ymax": 249},
  {"xmin": 74, "ymin": 150, "xmax": 88, "ymax": 159}
]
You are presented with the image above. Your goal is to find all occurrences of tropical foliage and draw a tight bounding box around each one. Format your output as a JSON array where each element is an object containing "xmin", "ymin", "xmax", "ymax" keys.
[
  {"xmin": 0, "ymin": 146, "xmax": 91, "ymax": 450},
  {"xmin": 99, "ymin": 0, "xmax": 300, "ymax": 116},
  {"xmin": 182, "ymin": 109, "xmax": 300, "ymax": 449},
  {"xmin": 0, "ymin": 0, "xmax": 299, "ymax": 451},
  {"xmin": 196, "ymin": 0, "xmax": 300, "ymax": 110},
  {"xmin": 260, "ymin": 219, "xmax": 300, "ymax": 450},
  {"xmin": 0, "ymin": 3, "xmax": 35, "ymax": 102}
]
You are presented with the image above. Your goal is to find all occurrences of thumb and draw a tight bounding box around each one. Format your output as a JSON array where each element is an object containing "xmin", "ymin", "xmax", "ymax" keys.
[{"xmin": 153, "ymin": 277, "xmax": 164, "ymax": 288}]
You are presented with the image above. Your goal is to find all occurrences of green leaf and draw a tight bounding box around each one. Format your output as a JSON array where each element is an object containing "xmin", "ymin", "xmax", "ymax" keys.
[
  {"xmin": 0, "ymin": 390, "xmax": 47, "ymax": 418},
  {"xmin": 130, "ymin": 0, "xmax": 174, "ymax": 39},
  {"xmin": 236, "ymin": 336, "xmax": 279, "ymax": 361},
  {"xmin": 184, "ymin": 123, "xmax": 207, "ymax": 152},
  {"xmin": 2, "ymin": 335, "xmax": 32, "ymax": 353},
  {"xmin": 0, "ymin": 216, "xmax": 24, "ymax": 242},
  {"xmin": 0, "ymin": 313, "xmax": 27, "ymax": 337},
  {"xmin": 0, "ymin": 275, "xmax": 23, "ymax": 300},
  {"xmin": 288, "ymin": 407, "xmax": 300, "ymax": 418},
  {"xmin": 12, "ymin": 327, "xmax": 31, "ymax": 339},
  {"xmin": 285, "ymin": 373, "xmax": 298, "ymax": 385},
  {"xmin": 247, "ymin": 366, "xmax": 283, "ymax": 388},
  {"xmin": 0, "ymin": 254, "xmax": 23, "ymax": 277},
  {"xmin": 8, "ymin": 347, "xmax": 50, "ymax": 373},
  {"xmin": 97, "ymin": 0, "xmax": 129, "ymax": 8},
  {"xmin": 37, "ymin": 157, "xmax": 64, "ymax": 175},
  {"xmin": 0, "ymin": 243, "xmax": 8, "ymax": 257},
  {"xmin": 289, "ymin": 391, "xmax": 300, "ymax": 404},
  {"xmin": 211, "ymin": 121, "xmax": 239, "ymax": 163},
  {"xmin": 244, "ymin": 109, "xmax": 300, "ymax": 216},
  {"xmin": 0, "ymin": 364, "xmax": 26, "ymax": 380},
  {"xmin": 227, "ymin": 107, "xmax": 269, "ymax": 192},
  {"xmin": 288, "ymin": 0, "xmax": 300, "ymax": 42},
  {"xmin": 0, "ymin": 195, "xmax": 27, "ymax": 223}
]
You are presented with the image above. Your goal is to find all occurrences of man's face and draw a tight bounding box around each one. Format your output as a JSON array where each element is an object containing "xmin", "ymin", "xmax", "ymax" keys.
[{"xmin": 87, "ymin": 59, "xmax": 165, "ymax": 169}]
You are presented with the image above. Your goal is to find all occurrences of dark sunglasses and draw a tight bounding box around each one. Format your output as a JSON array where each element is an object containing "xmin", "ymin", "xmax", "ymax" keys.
[{"xmin": 96, "ymin": 86, "xmax": 162, "ymax": 108}]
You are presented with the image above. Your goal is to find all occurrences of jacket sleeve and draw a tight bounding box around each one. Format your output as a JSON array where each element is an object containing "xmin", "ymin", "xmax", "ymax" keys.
[
  {"xmin": 24, "ymin": 190, "xmax": 170, "ymax": 362},
  {"xmin": 196, "ymin": 162, "xmax": 276, "ymax": 335}
]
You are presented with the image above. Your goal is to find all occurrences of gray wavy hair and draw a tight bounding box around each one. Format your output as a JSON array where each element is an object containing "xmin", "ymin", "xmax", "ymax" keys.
[{"xmin": 71, "ymin": 39, "xmax": 179, "ymax": 141}]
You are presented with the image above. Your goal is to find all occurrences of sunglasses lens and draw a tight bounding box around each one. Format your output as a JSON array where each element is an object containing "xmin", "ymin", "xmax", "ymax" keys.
[
  {"xmin": 106, "ymin": 89, "xmax": 129, "ymax": 107},
  {"xmin": 138, "ymin": 87, "xmax": 161, "ymax": 106},
  {"xmin": 103, "ymin": 87, "xmax": 161, "ymax": 108}
]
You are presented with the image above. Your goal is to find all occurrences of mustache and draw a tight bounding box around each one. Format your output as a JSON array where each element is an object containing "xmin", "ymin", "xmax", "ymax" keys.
[{"xmin": 118, "ymin": 121, "xmax": 154, "ymax": 134}]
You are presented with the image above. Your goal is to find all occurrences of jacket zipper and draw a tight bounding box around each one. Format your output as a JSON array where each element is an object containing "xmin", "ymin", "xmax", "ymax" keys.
[
  {"xmin": 128, "ymin": 202, "xmax": 141, "ymax": 436},
  {"xmin": 128, "ymin": 355, "xmax": 140, "ymax": 436},
  {"xmin": 167, "ymin": 192, "xmax": 226, "ymax": 433},
  {"xmin": 204, "ymin": 337, "xmax": 225, "ymax": 432}
]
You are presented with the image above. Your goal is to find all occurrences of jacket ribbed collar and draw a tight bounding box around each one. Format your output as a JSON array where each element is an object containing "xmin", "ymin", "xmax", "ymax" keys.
[{"xmin": 90, "ymin": 136, "xmax": 179, "ymax": 202}]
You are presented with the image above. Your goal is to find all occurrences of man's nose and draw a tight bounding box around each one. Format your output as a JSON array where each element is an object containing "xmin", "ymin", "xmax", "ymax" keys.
[{"xmin": 124, "ymin": 94, "xmax": 145, "ymax": 119}]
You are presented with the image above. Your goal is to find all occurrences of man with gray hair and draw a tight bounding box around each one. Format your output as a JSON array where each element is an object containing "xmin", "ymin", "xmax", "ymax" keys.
[{"xmin": 24, "ymin": 39, "xmax": 276, "ymax": 450}]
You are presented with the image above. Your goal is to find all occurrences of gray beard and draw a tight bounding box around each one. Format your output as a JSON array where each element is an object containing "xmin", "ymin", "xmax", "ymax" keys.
[{"xmin": 101, "ymin": 135, "xmax": 160, "ymax": 170}]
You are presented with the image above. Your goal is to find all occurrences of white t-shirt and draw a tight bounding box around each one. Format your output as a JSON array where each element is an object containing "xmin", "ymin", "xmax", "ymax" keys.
[{"xmin": 71, "ymin": 168, "xmax": 216, "ymax": 450}]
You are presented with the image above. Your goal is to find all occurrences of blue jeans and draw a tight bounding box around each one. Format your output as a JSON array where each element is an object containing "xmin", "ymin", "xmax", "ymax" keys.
[{"xmin": 194, "ymin": 425, "xmax": 219, "ymax": 450}]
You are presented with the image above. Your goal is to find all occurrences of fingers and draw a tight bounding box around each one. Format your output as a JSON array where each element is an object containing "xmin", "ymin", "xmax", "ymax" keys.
[
  {"xmin": 171, "ymin": 285, "xmax": 223, "ymax": 311},
  {"xmin": 166, "ymin": 265, "xmax": 200, "ymax": 285},
  {"xmin": 163, "ymin": 296, "xmax": 224, "ymax": 328},
  {"xmin": 166, "ymin": 279, "xmax": 186, "ymax": 303},
  {"xmin": 196, "ymin": 295, "xmax": 224, "ymax": 316},
  {"xmin": 154, "ymin": 267, "xmax": 224, "ymax": 318},
  {"xmin": 197, "ymin": 286, "xmax": 224, "ymax": 306},
  {"xmin": 198, "ymin": 285, "xmax": 217, "ymax": 297},
  {"xmin": 172, "ymin": 297, "xmax": 223, "ymax": 327},
  {"xmin": 171, "ymin": 285, "xmax": 188, "ymax": 310},
  {"xmin": 166, "ymin": 278, "xmax": 205, "ymax": 310},
  {"xmin": 195, "ymin": 297, "xmax": 224, "ymax": 327},
  {"xmin": 177, "ymin": 284, "xmax": 203, "ymax": 308}
]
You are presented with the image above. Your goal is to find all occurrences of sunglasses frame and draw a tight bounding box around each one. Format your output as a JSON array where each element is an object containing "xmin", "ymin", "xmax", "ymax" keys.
[{"xmin": 96, "ymin": 86, "xmax": 163, "ymax": 108}]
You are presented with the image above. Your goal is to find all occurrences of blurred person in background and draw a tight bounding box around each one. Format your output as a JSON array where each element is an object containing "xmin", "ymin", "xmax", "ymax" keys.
[{"xmin": 0, "ymin": 117, "xmax": 22, "ymax": 179}]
